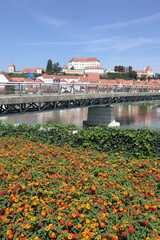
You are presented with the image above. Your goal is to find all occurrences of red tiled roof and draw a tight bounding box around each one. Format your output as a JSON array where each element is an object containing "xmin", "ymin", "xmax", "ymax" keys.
[
  {"xmin": 85, "ymin": 66, "xmax": 104, "ymax": 69},
  {"xmin": 135, "ymin": 70, "xmax": 147, "ymax": 73},
  {"xmin": 21, "ymin": 68, "xmax": 37, "ymax": 73},
  {"xmin": 62, "ymin": 64, "xmax": 68, "ymax": 69},
  {"xmin": 9, "ymin": 62, "xmax": 15, "ymax": 67},
  {"xmin": 60, "ymin": 79, "xmax": 68, "ymax": 83},
  {"xmin": 146, "ymin": 65, "xmax": 153, "ymax": 71},
  {"xmin": 21, "ymin": 68, "xmax": 46, "ymax": 73},
  {"xmin": 0, "ymin": 71, "xmax": 13, "ymax": 81},
  {"xmin": 42, "ymin": 75, "xmax": 56, "ymax": 78},
  {"xmin": 35, "ymin": 79, "xmax": 44, "ymax": 82},
  {"xmin": 69, "ymin": 58, "xmax": 100, "ymax": 62},
  {"xmin": 11, "ymin": 77, "xmax": 25, "ymax": 82}
]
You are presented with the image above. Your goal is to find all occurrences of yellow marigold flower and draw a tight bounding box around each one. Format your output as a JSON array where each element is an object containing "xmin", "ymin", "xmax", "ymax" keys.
[
  {"xmin": 77, "ymin": 224, "xmax": 82, "ymax": 228},
  {"xmin": 85, "ymin": 219, "xmax": 90, "ymax": 224},
  {"xmin": 119, "ymin": 207, "xmax": 123, "ymax": 211},
  {"xmin": 68, "ymin": 235, "xmax": 73, "ymax": 239},
  {"xmin": 86, "ymin": 203, "xmax": 91, "ymax": 210},
  {"xmin": 112, "ymin": 225, "xmax": 118, "ymax": 231},
  {"xmin": 30, "ymin": 216, "xmax": 36, "ymax": 221},
  {"xmin": 96, "ymin": 235, "xmax": 102, "ymax": 240}
]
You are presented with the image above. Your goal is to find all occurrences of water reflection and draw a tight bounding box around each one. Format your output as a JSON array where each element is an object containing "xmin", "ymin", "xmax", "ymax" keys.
[
  {"xmin": 0, "ymin": 108, "xmax": 88, "ymax": 128},
  {"xmin": 114, "ymin": 103, "xmax": 160, "ymax": 130},
  {"xmin": 0, "ymin": 102, "xmax": 160, "ymax": 130}
]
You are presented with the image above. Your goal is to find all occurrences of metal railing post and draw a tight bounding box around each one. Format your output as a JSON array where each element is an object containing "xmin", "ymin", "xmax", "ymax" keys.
[
  {"xmin": 19, "ymin": 83, "xmax": 22, "ymax": 96},
  {"xmin": 96, "ymin": 84, "xmax": 99, "ymax": 93},
  {"xmin": 39, "ymin": 84, "xmax": 42, "ymax": 95},
  {"xmin": 72, "ymin": 84, "xmax": 75, "ymax": 94},
  {"xmin": 58, "ymin": 84, "xmax": 61, "ymax": 94},
  {"xmin": 85, "ymin": 84, "xmax": 88, "ymax": 94}
]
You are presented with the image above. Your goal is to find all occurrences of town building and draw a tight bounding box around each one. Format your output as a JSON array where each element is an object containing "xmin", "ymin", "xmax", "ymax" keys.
[
  {"xmin": 8, "ymin": 63, "xmax": 46, "ymax": 74},
  {"xmin": 21, "ymin": 67, "xmax": 46, "ymax": 74},
  {"xmin": 135, "ymin": 65, "xmax": 153, "ymax": 78},
  {"xmin": 84, "ymin": 66, "xmax": 105, "ymax": 74},
  {"xmin": 9, "ymin": 62, "xmax": 16, "ymax": 73},
  {"xmin": 68, "ymin": 58, "xmax": 100, "ymax": 70}
]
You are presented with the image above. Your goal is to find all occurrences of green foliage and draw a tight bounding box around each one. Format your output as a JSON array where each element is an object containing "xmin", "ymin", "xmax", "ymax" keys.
[
  {"xmin": 46, "ymin": 60, "xmax": 62, "ymax": 74},
  {"xmin": 0, "ymin": 121, "xmax": 160, "ymax": 157},
  {"xmin": 101, "ymin": 71, "xmax": 138, "ymax": 80},
  {"xmin": 52, "ymin": 62, "xmax": 62, "ymax": 74},
  {"xmin": 46, "ymin": 59, "xmax": 53, "ymax": 73},
  {"xmin": 8, "ymin": 72, "xmax": 41, "ymax": 80},
  {"xmin": 8, "ymin": 73, "xmax": 28, "ymax": 78}
]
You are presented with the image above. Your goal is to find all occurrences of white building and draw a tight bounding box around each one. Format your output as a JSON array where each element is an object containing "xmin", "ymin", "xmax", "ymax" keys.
[
  {"xmin": 135, "ymin": 65, "xmax": 154, "ymax": 78},
  {"xmin": 84, "ymin": 66, "xmax": 105, "ymax": 74},
  {"xmin": 68, "ymin": 58, "xmax": 100, "ymax": 70},
  {"xmin": 9, "ymin": 62, "xmax": 16, "ymax": 73}
]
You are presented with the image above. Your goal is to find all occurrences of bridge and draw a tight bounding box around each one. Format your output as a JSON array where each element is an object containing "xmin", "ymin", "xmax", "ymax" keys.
[{"xmin": 0, "ymin": 82, "xmax": 160, "ymax": 116}]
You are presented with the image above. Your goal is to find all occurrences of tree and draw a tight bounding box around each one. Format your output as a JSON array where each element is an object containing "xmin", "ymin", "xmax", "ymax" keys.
[
  {"xmin": 140, "ymin": 74, "xmax": 147, "ymax": 80},
  {"xmin": 154, "ymin": 73, "xmax": 160, "ymax": 79},
  {"xmin": 128, "ymin": 71, "xmax": 137, "ymax": 80},
  {"xmin": 70, "ymin": 66, "xmax": 74, "ymax": 70},
  {"xmin": 46, "ymin": 59, "xmax": 53, "ymax": 73},
  {"xmin": 52, "ymin": 62, "xmax": 62, "ymax": 74}
]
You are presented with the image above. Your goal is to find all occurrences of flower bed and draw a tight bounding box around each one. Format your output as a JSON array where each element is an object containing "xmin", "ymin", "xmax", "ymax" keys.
[{"xmin": 0, "ymin": 137, "xmax": 159, "ymax": 240}]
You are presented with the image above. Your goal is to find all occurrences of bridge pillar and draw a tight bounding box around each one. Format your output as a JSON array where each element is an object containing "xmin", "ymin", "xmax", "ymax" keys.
[{"xmin": 83, "ymin": 105, "xmax": 120, "ymax": 127}]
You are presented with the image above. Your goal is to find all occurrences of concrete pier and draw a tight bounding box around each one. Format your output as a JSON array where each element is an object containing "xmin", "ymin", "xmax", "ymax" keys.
[{"xmin": 83, "ymin": 105, "xmax": 120, "ymax": 127}]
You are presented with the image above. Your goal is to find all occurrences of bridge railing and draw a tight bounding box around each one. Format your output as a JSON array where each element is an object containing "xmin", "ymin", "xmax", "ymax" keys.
[{"xmin": 0, "ymin": 82, "xmax": 160, "ymax": 95}]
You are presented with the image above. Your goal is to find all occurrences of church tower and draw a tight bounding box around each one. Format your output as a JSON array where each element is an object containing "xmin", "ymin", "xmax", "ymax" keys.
[
  {"xmin": 146, "ymin": 65, "xmax": 153, "ymax": 76},
  {"xmin": 9, "ymin": 62, "xmax": 16, "ymax": 73}
]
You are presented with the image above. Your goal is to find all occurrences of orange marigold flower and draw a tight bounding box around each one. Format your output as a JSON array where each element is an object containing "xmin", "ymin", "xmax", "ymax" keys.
[
  {"xmin": 50, "ymin": 232, "xmax": 56, "ymax": 238},
  {"xmin": 100, "ymin": 222, "xmax": 106, "ymax": 228}
]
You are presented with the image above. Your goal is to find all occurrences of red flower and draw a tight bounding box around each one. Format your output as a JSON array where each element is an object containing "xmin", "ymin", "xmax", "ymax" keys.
[
  {"xmin": 128, "ymin": 227, "xmax": 135, "ymax": 234},
  {"xmin": 144, "ymin": 220, "xmax": 149, "ymax": 225},
  {"xmin": 67, "ymin": 221, "xmax": 72, "ymax": 227},
  {"xmin": 122, "ymin": 231, "xmax": 127, "ymax": 237},
  {"xmin": 0, "ymin": 191, "xmax": 5, "ymax": 195}
]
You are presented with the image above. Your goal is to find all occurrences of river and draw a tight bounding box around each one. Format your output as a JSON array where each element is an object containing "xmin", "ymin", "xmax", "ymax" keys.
[{"xmin": 0, "ymin": 102, "xmax": 160, "ymax": 130}]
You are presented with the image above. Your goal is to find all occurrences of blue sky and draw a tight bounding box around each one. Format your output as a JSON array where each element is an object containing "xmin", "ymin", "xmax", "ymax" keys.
[{"xmin": 1, "ymin": 0, "xmax": 160, "ymax": 73}]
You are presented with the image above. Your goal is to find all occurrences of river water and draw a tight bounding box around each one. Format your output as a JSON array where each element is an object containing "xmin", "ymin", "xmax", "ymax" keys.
[{"xmin": 0, "ymin": 102, "xmax": 160, "ymax": 130}]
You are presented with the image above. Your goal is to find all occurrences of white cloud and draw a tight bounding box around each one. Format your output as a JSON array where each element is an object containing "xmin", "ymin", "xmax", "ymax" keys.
[
  {"xmin": 86, "ymin": 37, "xmax": 160, "ymax": 52},
  {"xmin": 93, "ymin": 12, "xmax": 160, "ymax": 31},
  {"xmin": 36, "ymin": 14, "xmax": 69, "ymax": 28}
]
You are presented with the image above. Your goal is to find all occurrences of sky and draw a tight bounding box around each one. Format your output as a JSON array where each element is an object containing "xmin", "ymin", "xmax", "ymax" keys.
[{"xmin": 1, "ymin": 0, "xmax": 160, "ymax": 73}]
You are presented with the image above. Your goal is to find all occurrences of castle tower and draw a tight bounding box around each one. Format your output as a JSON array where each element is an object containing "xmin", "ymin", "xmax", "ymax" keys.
[
  {"xmin": 9, "ymin": 62, "xmax": 15, "ymax": 73},
  {"xmin": 146, "ymin": 65, "xmax": 153, "ymax": 76}
]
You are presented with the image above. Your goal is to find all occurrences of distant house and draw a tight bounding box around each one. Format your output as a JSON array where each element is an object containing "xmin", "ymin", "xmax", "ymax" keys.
[
  {"xmin": 68, "ymin": 58, "xmax": 100, "ymax": 70},
  {"xmin": 0, "ymin": 71, "xmax": 12, "ymax": 83},
  {"xmin": 8, "ymin": 63, "xmax": 46, "ymax": 75},
  {"xmin": 134, "ymin": 65, "xmax": 153, "ymax": 78},
  {"xmin": 21, "ymin": 67, "xmax": 46, "ymax": 74}
]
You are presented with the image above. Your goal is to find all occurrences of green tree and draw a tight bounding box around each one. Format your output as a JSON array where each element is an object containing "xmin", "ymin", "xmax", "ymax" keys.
[
  {"xmin": 70, "ymin": 66, "xmax": 74, "ymax": 70},
  {"xmin": 52, "ymin": 62, "xmax": 61, "ymax": 74},
  {"xmin": 140, "ymin": 74, "xmax": 147, "ymax": 80},
  {"xmin": 46, "ymin": 59, "xmax": 53, "ymax": 73},
  {"xmin": 127, "ymin": 71, "xmax": 137, "ymax": 80}
]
